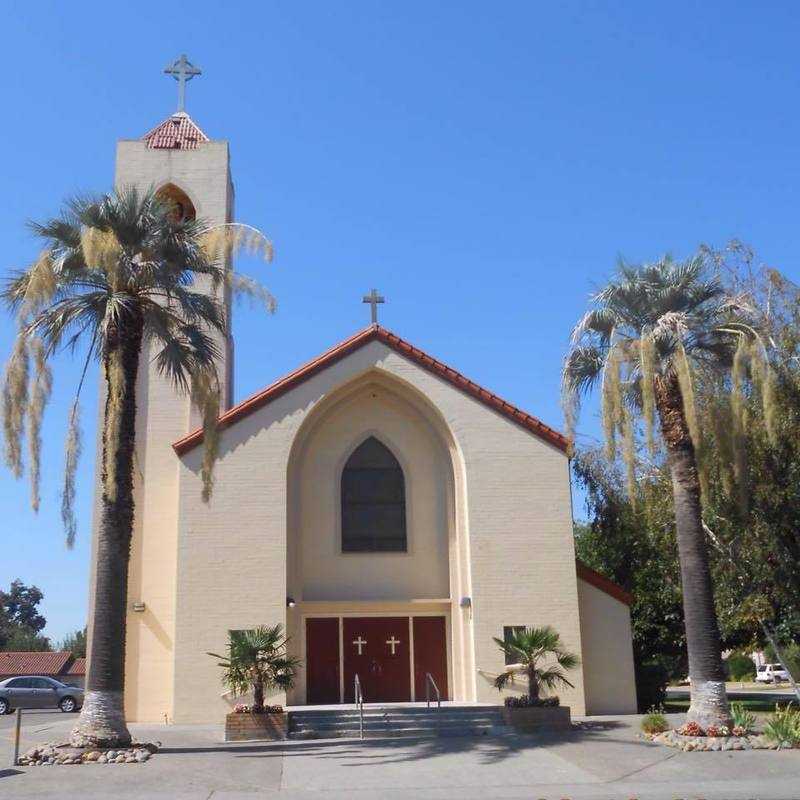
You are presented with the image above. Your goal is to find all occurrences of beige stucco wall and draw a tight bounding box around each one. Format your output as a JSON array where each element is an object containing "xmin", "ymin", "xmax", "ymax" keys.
[
  {"xmin": 294, "ymin": 382, "xmax": 451, "ymax": 602},
  {"xmin": 171, "ymin": 340, "xmax": 590, "ymax": 722},
  {"xmin": 100, "ymin": 137, "xmax": 233, "ymax": 723},
  {"xmin": 577, "ymin": 579, "xmax": 638, "ymax": 714}
]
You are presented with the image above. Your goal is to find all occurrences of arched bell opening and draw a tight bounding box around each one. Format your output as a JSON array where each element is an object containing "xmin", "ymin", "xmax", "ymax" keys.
[{"xmin": 156, "ymin": 183, "xmax": 196, "ymax": 223}]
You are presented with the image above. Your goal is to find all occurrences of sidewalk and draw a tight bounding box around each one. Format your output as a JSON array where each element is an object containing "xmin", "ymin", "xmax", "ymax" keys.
[{"xmin": 1, "ymin": 713, "xmax": 799, "ymax": 799}]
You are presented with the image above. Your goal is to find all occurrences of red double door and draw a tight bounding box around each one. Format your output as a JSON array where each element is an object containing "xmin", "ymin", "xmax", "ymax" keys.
[{"xmin": 305, "ymin": 616, "xmax": 448, "ymax": 704}]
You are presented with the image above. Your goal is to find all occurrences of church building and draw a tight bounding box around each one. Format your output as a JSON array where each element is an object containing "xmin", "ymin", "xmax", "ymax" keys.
[{"xmin": 89, "ymin": 60, "xmax": 637, "ymax": 724}]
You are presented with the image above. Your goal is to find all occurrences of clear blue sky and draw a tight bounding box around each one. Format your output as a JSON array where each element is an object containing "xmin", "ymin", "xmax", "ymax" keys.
[{"xmin": 1, "ymin": 1, "xmax": 798, "ymax": 643}]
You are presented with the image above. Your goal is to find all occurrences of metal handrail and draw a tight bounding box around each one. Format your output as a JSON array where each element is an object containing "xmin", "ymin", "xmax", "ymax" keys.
[
  {"xmin": 425, "ymin": 672, "xmax": 441, "ymax": 710},
  {"xmin": 354, "ymin": 674, "xmax": 364, "ymax": 740}
]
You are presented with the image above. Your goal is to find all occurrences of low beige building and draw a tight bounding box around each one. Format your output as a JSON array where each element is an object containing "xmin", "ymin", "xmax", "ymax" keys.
[{"xmin": 88, "ymin": 105, "xmax": 637, "ymax": 724}]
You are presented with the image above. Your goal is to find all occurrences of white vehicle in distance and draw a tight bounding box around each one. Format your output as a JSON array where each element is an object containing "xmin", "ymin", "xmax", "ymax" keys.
[{"xmin": 754, "ymin": 663, "xmax": 790, "ymax": 684}]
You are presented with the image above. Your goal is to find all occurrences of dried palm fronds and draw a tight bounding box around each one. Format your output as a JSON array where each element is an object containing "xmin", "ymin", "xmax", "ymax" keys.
[
  {"xmin": 27, "ymin": 338, "xmax": 52, "ymax": 511},
  {"xmin": 622, "ymin": 404, "xmax": 637, "ymax": 509},
  {"xmin": 639, "ymin": 333, "xmax": 657, "ymax": 455},
  {"xmin": 19, "ymin": 251, "xmax": 57, "ymax": 318},
  {"xmin": 710, "ymin": 397, "xmax": 735, "ymax": 498},
  {"xmin": 201, "ymin": 224, "xmax": 274, "ymax": 268},
  {"xmin": 2, "ymin": 334, "xmax": 30, "ymax": 477},
  {"xmin": 731, "ymin": 336, "xmax": 750, "ymax": 514},
  {"xmin": 749, "ymin": 340, "xmax": 779, "ymax": 446},
  {"xmin": 191, "ymin": 369, "xmax": 221, "ymax": 503},
  {"xmin": 62, "ymin": 402, "xmax": 82, "ymax": 549},
  {"xmin": 81, "ymin": 227, "xmax": 120, "ymax": 275},
  {"xmin": 601, "ymin": 344, "xmax": 622, "ymax": 460}
]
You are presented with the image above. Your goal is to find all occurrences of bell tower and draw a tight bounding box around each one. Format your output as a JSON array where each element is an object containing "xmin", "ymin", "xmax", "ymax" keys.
[{"xmin": 89, "ymin": 56, "xmax": 235, "ymax": 722}]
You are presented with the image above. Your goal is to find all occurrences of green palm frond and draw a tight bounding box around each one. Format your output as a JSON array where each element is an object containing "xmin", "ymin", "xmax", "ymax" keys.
[{"xmin": 2, "ymin": 185, "xmax": 275, "ymax": 541}]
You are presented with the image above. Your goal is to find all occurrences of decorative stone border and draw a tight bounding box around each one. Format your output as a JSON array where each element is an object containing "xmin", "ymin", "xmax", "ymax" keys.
[
  {"xmin": 646, "ymin": 729, "xmax": 791, "ymax": 751},
  {"xmin": 225, "ymin": 711, "xmax": 288, "ymax": 741},
  {"xmin": 17, "ymin": 741, "xmax": 159, "ymax": 766}
]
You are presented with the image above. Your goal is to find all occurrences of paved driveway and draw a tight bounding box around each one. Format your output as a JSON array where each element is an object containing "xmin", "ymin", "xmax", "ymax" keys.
[{"xmin": 1, "ymin": 714, "xmax": 799, "ymax": 799}]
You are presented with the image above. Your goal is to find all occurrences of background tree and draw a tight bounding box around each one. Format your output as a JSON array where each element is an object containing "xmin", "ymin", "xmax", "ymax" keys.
[
  {"xmin": 563, "ymin": 253, "xmax": 768, "ymax": 728},
  {"xmin": 1, "ymin": 187, "xmax": 274, "ymax": 747},
  {"xmin": 0, "ymin": 579, "xmax": 50, "ymax": 652},
  {"xmin": 208, "ymin": 625, "xmax": 299, "ymax": 712},
  {"xmin": 58, "ymin": 628, "xmax": 87, "ymax": 658},
  {"xmin": 573, "ymin": 450, "xmax": 684, "ymax": 710}
]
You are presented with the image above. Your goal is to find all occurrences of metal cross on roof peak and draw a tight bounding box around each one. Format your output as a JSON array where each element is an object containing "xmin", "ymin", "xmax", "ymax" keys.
[
  {"xmin": 362, "ymin": 288, "xmax": 385, "ymax": 324},
  {"xmin": 164, "ymin": 54, "xmax": 201, "ymax": 113}
]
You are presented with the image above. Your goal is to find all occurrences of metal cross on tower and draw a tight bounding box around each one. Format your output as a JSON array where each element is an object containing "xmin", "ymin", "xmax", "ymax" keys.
[
  {"xmin": 164, "ymin": 54, "xmax": 202, "ymax": 113},
  {"xmin": 362, "ymin": 288, "xmax": 385, "ymax": 324}
]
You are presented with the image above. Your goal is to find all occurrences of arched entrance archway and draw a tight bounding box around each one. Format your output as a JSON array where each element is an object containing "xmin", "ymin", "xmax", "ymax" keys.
[{"xmin": 284, "ymin": 370, "xmax": 474, "ymax": 705}]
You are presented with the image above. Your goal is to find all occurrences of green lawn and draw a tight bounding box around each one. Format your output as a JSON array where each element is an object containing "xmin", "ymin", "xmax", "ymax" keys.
[{"xmin": 664, "ymin": 698, "xmax": 784, "ymax": 713}]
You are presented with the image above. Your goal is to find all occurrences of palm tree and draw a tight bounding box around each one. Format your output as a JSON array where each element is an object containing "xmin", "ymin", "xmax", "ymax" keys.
[
  {"xmin": 1, "ymin": 187, "xmax": 273, "ymax": 747},
  {"xmin": 208, "ymin": 625, "xmax": 299, "ymax": 712},
  {"xmin": 563, "ymin": 254, "xmax": 763, "ymax": 728},
  {"xmin": 492, "ymin": 626, "xmax": 579, "ymax": 702}
]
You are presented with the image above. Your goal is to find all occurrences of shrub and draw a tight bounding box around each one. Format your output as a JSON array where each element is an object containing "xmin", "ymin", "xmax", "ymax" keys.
[
  {"xmin": 763, "ymin": 704, "xmax": 800, "ymax": 749},
  {"xmin": 641, "ymin": 710, "xmax": 669, "ymax": 735},
  {"xmin": 730, "ymin": 701, "xmax": 757, "ymax": 734},
  {"xmin": 705, "ymin": 724, "xmax": 730, "ymax": 737},
  {"xmin": 726, "ymin": 653, "xmax": 756, "ymax": 682},
  {"xmin": 504, "ymin": 695, "xmax": 560, "ymax": 708},
  {"xmin": 635, "ymin": 660, "xmax": 670, "ymax": 712}
]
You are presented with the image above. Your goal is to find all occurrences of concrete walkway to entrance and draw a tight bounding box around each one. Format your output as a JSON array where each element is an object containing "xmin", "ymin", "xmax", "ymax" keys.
[{"xmin": 1, "ymin": 711, "xmax": 799, "ymax": 799}]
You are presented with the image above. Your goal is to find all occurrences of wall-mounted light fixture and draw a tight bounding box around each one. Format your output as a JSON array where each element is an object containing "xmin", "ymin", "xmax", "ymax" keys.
[
  {"xmin": 132, "ymin": 601, "xmax": 146, "ymax": 613},
  {"xmin": 286, "ymin": 597, "xmax": 296, "ymax": 609}
]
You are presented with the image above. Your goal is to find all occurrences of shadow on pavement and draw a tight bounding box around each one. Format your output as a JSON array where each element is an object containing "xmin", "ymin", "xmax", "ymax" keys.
[
  {"xmin": 0, "ymin": 769, "xmax": 24, "ymax": 779},
  {"xmin": 159, "ymin": 719, "xmax": 653, "ymax": 767}
]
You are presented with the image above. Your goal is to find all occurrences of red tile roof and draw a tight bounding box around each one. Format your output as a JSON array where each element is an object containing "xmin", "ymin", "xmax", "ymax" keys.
[
  {"xmin": 173, "ymin": 325, "xmax": 569, "ymax": 455},
  {"xmin": 0, "ymin": 651, "xmax": 73, "ymax": 677},
  {"xmin": 142, "ymin": 112, "xmax": 209, "ymax": 150},
  {"xmin": 66, "ymin": 657, "xmax": 86, "ymax": 676},
  {"xmin": 576, "ymin": 561, "xmax": 633, "ymax": 606}
]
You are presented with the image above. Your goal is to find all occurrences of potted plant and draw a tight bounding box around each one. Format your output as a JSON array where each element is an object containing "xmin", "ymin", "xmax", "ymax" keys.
[
  {"xmin": 208, "ymin": 624, "xmax": 300, "ymax": 741},
  {"xmin": 492, "ymin": 626, "xmax": 578, "ymax": 730}
]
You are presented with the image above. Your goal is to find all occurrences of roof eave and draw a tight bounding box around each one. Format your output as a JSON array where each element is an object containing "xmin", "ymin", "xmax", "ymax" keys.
[{"xmin": 173, "ymin": 325, "xmax": 568, "ymax": 456}]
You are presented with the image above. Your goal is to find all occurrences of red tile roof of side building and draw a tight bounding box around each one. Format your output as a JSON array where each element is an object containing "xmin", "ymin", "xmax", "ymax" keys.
[
  {"xmin": 576, "ymin": 561, "xmax": 633, "ymax": 606},
  {"xmin": 66, "ymin": 657, "xmax": 86, "ymax": 676},
  {"xmin": 0, "ymin": 651, "xmax": 73, "ymax": 676},
  {"xmin": 173, "ymin": 325, "xmax": 569, "ymax": 456},
  {"xmin": 141, "ymin": 112, "xmax": 209, "ymax": 150}
]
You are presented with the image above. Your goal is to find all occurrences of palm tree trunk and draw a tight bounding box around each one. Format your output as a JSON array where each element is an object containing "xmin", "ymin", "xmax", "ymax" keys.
[
  {"xmin": 253, "ymin": 678, "xmax": 265, "ymax": 713},
  {"xmin": 70, "ymin": 314, "xmax": 143, "ymax": 748},
  {"xmin": 655, "ymin": 373, "xmax": 732, "ymax": 729},
  {"xmin": 527, "ymin": 668, "xmax": 540, "ymax": 702}
]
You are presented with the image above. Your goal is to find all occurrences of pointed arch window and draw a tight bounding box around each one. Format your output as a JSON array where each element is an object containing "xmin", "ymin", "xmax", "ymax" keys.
[{"xmin": 341, "ymin": 437, "xmax": 407, "ymax": 552}]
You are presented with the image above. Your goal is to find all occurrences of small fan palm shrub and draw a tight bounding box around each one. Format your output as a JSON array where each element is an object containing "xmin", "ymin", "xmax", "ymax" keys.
[
  {"xmin": 209, "ymin": 625, "xmax": 300, "ymax": 713},
  {"xmin": 492, "ymin": 626, "xmax": 579, "ymax": 705}
]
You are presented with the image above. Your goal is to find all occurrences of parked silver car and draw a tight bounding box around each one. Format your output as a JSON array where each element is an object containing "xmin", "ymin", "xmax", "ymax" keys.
[{"xmin": 0, "ymin": 676, "xmax": 83, "ymax": 713}]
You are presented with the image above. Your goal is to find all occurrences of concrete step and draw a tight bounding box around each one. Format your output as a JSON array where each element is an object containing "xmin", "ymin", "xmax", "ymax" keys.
[{"xmin": 288, "ymin": 705, "xmax": 504, "ymax": 740}]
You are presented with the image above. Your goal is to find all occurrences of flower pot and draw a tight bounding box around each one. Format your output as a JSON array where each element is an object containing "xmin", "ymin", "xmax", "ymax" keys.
[
  {"xmin": 501, "ymin": 705, "xmax": 571, "ymax": 731},
  {"xmin": 225, "ymin": 711, "xmax": 288, "ymax": 741}
]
